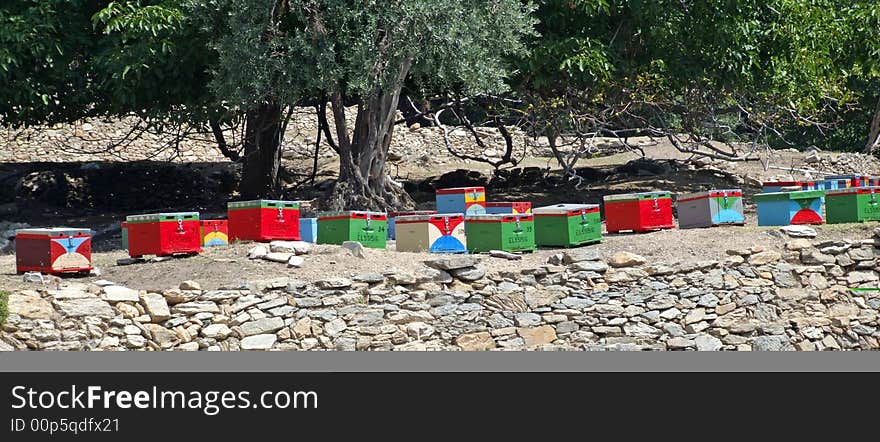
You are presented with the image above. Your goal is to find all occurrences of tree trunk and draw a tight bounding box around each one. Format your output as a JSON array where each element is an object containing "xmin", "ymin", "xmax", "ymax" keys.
[
  {"xmin": 239, "ymin": 102, "xmax": 283, "ymax": 199},
  {"xmin": 866, "ymin": 95, "xmax": 880, "ymax": 154},
  {"xmin": 328, "ymin": 60, "xmax": 415, "ymax": 212}
]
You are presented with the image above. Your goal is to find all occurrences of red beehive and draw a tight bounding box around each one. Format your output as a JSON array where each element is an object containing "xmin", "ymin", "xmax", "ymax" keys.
[
  {"xmin": 125, "ymin": 212, "xmax": 201, "ymax": 258},
  {"xmin": 227, "ymin": 200, "xmax": 301, "ymax": 242},
  {"xmin": 603, "ymin": 191, "xmax": 674, "ymax": 233},
  {"xmin": 15, "ymin": 228, "xmax": 93, "ymax": 275}
]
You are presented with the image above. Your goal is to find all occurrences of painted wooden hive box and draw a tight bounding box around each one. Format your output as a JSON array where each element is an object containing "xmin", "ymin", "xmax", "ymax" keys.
[
  {"xmin": 387, "ymin": 210, "xmax": 437, "ymax": 240},
  {"xmin": 465, "ymin": 214, "xmax": 536, "ymax": 253},
  {"xmin": 125, "ymin": 212, "xmax": 201, "ymax": 258},
  {"xmin": 15, "ymin": 228, "xmax": 93, "ymax": 275},
  {"xmin": 825, "ymin": 175, "xmax": 873, "ymax": 188},
  {"xmin": 825, "ymin": 186, "xmax": 880, "ymax": 224},
  {"xmin": 815, "ymin": 178, "xmax": 851, "ymax": 191},
  {"xmin": 603, "ymin": 191, "xmax": 674, "ymax": 233},
  {"xmin": 121, "ymin": 221, "xmax": 129, "ymax": 251},
  {"xmin": 299, "ymin": 218, "xmax": 318, "ymax": 243},
  {"xmin": 199, "ymin": 220, "xmax": 229, "ymax": 247},
  {"xmin": 317, "ymin": 211, "xmax": 387, "ymax": 249},
  {"xmin": 485, "ymin": 202, "xmax": 532, "ymax": 215},
  {"xmin": 394, "ymin": 214, "xmax": 467, "ymax": 254},
  {"xmin": 227, "ymin": 200, "xmax": 301, "ymax": 242},
  {"xmin": 676, "ymin": 189, "xmax": 745, "ymax": 229},
  {"xmin": 761, "ymin": 181, "xmax": 816, "ymax": 193},
  {"xmin": 532, "ymin": 204, "xmax": 601, "ymax": 247},
  {"xmin": 753, "ymin": 190, "xmax": 825, "ymax": 226},
  {"xmin": 435, "ymin": 187, "xmax": 487, "ymax": 215}
]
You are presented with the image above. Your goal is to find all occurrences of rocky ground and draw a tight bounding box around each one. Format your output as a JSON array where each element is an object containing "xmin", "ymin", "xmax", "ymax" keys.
[{"xmin": 2, "ymin": 224, "xmax": 880, "ymax": 352}]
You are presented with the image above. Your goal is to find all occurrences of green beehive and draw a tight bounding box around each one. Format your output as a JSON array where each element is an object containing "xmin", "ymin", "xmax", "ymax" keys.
[
  {"xmin": 825, "ymin": 187, "xmax": 880, "ymax": 224},
  {"xmin": 465, "ymin": 214, "xmax": 536, "ymax": 253},
  {"xmin": 317, "ymin": 211, "xmax": 388, "ymax": 249},
  {"xmin": 533, "ymin": 204, "xmax": 602, "ymax": 247}
]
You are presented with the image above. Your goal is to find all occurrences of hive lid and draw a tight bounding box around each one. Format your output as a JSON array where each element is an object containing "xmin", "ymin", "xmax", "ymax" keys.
[
  {"xmin": 228, "ymin": 200, "xmax": 300, "ymax": 209},
  {"xmin": 436, "ymin": 187, "xmax": 486, "ymax": 195},
  {"xmin": 603, "ymin": 191, "xmax": 671, "ymax": 202},
  {"xmin": 533, "ymin": 204, "xmax": 599, "ymax": 215},
  {"xmin": 824, "ymin": 174, "xmax": 863, "ymax": 179},
  {"xmin": 318, "ymin": 210, "xmax": 387, "ymax": 218},
  {"xmin": 678, "ymin": 189, "xmax": 743, "ymax": 201},
  {"xmin": 16, "ymin": 227, "xmax": 92, "ymax": 236},
  {"xmin": 388, "ymin": 210, "xmax": 437, "ymax": 217},
  {"xmin": 753, "ymin": 190, "xmax": 825, "ymax": 201},
  {"xmin": 825, "ymin": 186, "xmax": 880, "ymax": 196},
  {"xmin": 486, "ymin": 201, "xmax": 531, "ymax": 207},
  {"xmin": 125, "ymin": 212, "xmax": 199, "ymax": 223},
  {"xmin": 395, "ymin": 213, "xmax": 465, "ymax": 223},
  {"xmin": 466, "ymin": 213, "xmax": 534, "ymax": 221}
]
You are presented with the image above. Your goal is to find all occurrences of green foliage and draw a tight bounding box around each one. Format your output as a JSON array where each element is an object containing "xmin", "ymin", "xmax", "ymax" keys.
[{"xmin": 0, "ymin": 290, "xmax": 9, "ymax": 325}]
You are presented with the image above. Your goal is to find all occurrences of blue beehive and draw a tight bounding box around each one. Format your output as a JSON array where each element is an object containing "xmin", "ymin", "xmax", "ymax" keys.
[
  {"xmin": 753, "ymin": 190, "xmax": 825, "ymax": 226},
  {"xmin": 816, "ymin": 179, "xmax": 849, "ymax": 191},
  {"xmin": 299, "ymin": 218, "xmax": 318, "ymax": 243},
  {"xmin": 436, "ymin": 187, "xmax": 486, "ymax": 215}
]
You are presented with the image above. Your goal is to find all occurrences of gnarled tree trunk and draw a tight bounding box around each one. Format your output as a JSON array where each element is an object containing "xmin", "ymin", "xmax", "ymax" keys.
[
  {"xmin": 866, "ymin": 95, "xmax": 880, "ymax": 155},
  {"xmin": 239, "ymin": 102, "xmax": 283, "ymax": 199}
]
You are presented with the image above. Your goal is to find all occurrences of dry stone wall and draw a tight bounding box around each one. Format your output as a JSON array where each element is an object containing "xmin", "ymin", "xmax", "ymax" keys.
[{"xmin": 3, "ymin": 229, "xmax": 880, "ymax": 352}]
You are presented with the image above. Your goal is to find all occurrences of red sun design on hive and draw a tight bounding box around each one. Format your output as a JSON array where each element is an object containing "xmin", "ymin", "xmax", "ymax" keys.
[{"xmin": 790, "ymin": 209, "xmax": 823, "ymax": 225}]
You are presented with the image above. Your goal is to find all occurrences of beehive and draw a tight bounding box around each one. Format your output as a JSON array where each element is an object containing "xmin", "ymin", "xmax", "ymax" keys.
[
  {"xmin": 825, "ymin": 187, "xmax": 880, "ymax": 224},
  {"xmin": 753, "ymin": 190, "xmax": 825, "ymax": 226},
  {"xmin": 15, "ymin": 228, "xmax": 93, "ymax": 275},
  {"xmin": 394, "ymin": 214, "xmax": 467, "ymax": 254},
  {"xmin": 125, "ymin": 212, "xmax": 201, "ymax": 258},
  {"xmin": 199, "ymin": 220, "xmax": 229, "ymax": 247},
  {"xmin": 436, "ymin": 187, "xmax": 486, "ymax": 215},
  {"xmin": 532, "ymin": 204, "xmax": 601, "ymax": 247},
  {"xmin": 317, "ymin": 211, "xmax": 387, "ymax": 249},
  {"xmin": 227, "ymin": 200, "xmax": 300, "ymax": 242},
  {"xmin": 815, "ymin": 178, "xmax": 851, "ymax": 191},
  {"xmin": 603, "ymin": 191, "xmax": 674, "ymax": 233},
  {"xmin": 121, "ymin": 221, "xmax": 129, "ymax": 251},
  {"xmin": 825, "ymin": 175, "xmax": 871, "ymax": 187},
  {"xmin": 676, "ymin": 189, "xmax": 745, "ymax": 229},
  {"xmin": 299, "ymin": 218, "xmax": 318, "ymax": 243},
  {"xmin": 387, "ymin": 210, "xmax": 437, "ymax": 240},
  {"xmin": 485, "ymin": 202, "xmax": 532, "ymax": 215},
  {"xmin": 465, "ymin": 214, "xmax": 536, "ymax": 253},
  {"xmin": 761, "ymin": 181, "xmax": 816, "ymax": 193}
]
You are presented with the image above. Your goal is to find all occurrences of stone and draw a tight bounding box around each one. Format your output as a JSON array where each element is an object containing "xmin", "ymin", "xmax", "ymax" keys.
[
  {"xmin": 270, "ymin": 240, "xmax": 313, "ymax": 255},
  {"xmin": 353, "ymin": 273, "xmax": 385, "ymax": 284},
  {"xmin": 666, "ymin": 337, "xmax": 695, "ymax": 349},
  {"xmin": 752, "ymin": 335, "xmax": 793, "ymax": 351},
  {"xmin": 324, "ymin": 318, "xmax": 348, "ymax": 337},
  {"xmin": 287, "ymin": 256, "xmax": 305, "ymax": 268},
  {"xmin": 315, "ymin": 278, "xmax": 353, "ymax": 289},
  {"xmin": 8, "ymin": 291, "xmax": 54, "ymax": 319},
  {"xmin": 55, "ymin": 298, "xmax": 116, "ymax": 318},
  {"xmin": 405, "ymin": 322, "xmax": 435, "ymax": 339},
  {"xmin": 695, "ymin": 334, "xmax": 722, "ymax": 351},
  {"xmin": 293, "ymin": 317, "xmax": 313, "ymax": 337},
  {"xmin": 715, "ymin": 303, "xmax": 737, "ymax": 315},
  {"xmin": 140, "ymin": 293, "xmax": 171, "ymax": 322},
  {"xmin": 146, "ymin": 324, "xmax": 178, "ymax": 349},
  {"xmin": 660, "ymin": 308, "xmax": 682, "ymax": 320},
  {"xmin": 514, "ymin": 313, "xmax": 542, "ymax": 327},
  {"xmin": 684, "ymin": 308, "xmax": 706, "ymax": 325},
  {"xmin": 455, "ymin": 332, "xmax": 496, "ymax": 351},
  {"xmin": 848, "ymin": 271, "xmax": 878, "ymax": 284},
  {"xmin": 749, "ymin": 251, "xmax": 782, "ymax": 266},
  {"xmin": 171, "ymin": 301, "xmax": 219, "ymax": 315},
  {"xmin": 608, "ymin": 252, "xmax": 647, "ymax": 268},
  {"xmin": 239, "ymin": 317, "xmax": 285, "ymax": 337},
  {"xmin": 780, "ymin": 225, "xmax": 817, "ymax": 238},
  {"xmin": 100, "ymin": 286, "xmax": 139, "ymax": 303},
  {"xmin": 387, "ymin": 272, "xmax": 417, "ymax": 285},
  {"xmin": 517, "ymin": 326, "xmax": 557, "ymax": 348},
  {"xmin": 624, "ymin": 322, "xmax": 661, "ymax": 338},
  {"xmin": 264, "ymin": 252, "xmax": 293, "ymax": 263},
  {"xmin": 116, "ymin": 303, "xmax": 140, "ymax": 319},
  {"xmin": 785, "ymin": 239, "xmax": 813, "ymax": 251},
  {"xmin": 524, "ymin": 291, "xmax": 562, "ymax": 309},
  {"xmin": 425, "ymin": 256, "xmax": 479, "ymax": 271},
  {"xmin": 247, "ymin": 245, "xmax": 269, "ymax": 259},
  {"xmin": 562, "ymin": 249, "xmax": 601, "ymax": 264},
  {"xmin": 571, "ymin": 261, "xmax": 609, "ymax": 273},
  {"xmin": 201, "ymin": 324, "xmax": 232, "ymax": 339},
  {"xmin": 698, "ymin": 294, "xmax": 719, "ymax": 308},
  {"xmin": 450, "ymin": 267, "xmax": 486, "ymax": 282},
  {"xmin": 240, "ymin": 334, "xmax": 277, "ymax": 350},
  {"xmin": 342, "ymin": 241, "xmax": 367, "ymax": 258},
  {"xmin": 179, "ymin": 281, "xmax": 201, "ymax": 291},
  {"xmin": 178, "ymin": 342, "xmax": 199, "ymax": 351},
  {"xmin": 800, "ymin": 250, "xmax": 836, "ymax": 265},
  {"xmin": 490, "ymin": 250, "xmax": 522, "ymax": 260}
]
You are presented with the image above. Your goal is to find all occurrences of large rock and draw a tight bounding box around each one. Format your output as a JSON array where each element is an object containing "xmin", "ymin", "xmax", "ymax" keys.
[
  {"xmin": 247, "ymin": 245, "xmax": 268, "ymax": 259},
  {"xmin": 752, "ymin": 335, "xmax": 794, "ymax": 351},
  {"xmin": 55, "ymin": 298, "xmax": 116, "ymax": 318},
  {"xmin": 8, "ymin": 291, "xmax": 54, "ymax": 319},
  {"xmin": 800, "ymin": 249, "xmax": 835, "ymax": 265},
  {"xmin": 562, "ymin": 249, "xmax": 601, "ymax": 264},
  {"xmin": 608, "ymin": 252, "xmax": 647, "ymax": 268},
  {"xmin": 315, "ymin": 278, "xmax": 353, "ymax": 289},
  {"xmin": 201, "ymin": 324, "xmax": 232, "ymax": 339},
  {"xmin": 748, "ymin": 251, "xmax": 782, "ymax": 266},
  {"xmin": 425, "ymin": 256, "xmax": 480, "ymax": 271},
  {"xmin": 264, "ymin": 252, "xmax": 293, "ymax": 263},
  {"xmin": 780, "ymin": 225, "xmax": 817, "ymax": 238},
  {"xmin": 450, "ymin": 267, "xmax": 486, "ymax": 282},
  {"xmin": 240, "ymin": 334, "xmax": 277, "ymax": 350},
  {"xmin": 179, "ymin": 281, "xmax": 201, "ymax": 291},
  {"xmin": 171, "ymin": 301, "xmax": 220, "ymax": 315},
  {"xmin": 571, "ymin": 261, "xmax": 609, "ymax": 273},
  {"xmin": 455, "ymin": 332, "xmax": 496, "ymax": 351},
  {"xmin": 342, "ymin": 241, "xmax": 366, "ymax": 258},
  {"xmin": 239, "ymin": 317, "xmax": 285, "ymax": 337},
  {"xmin": 695, "ymin": 334, "xmax": 723, "ymax": 351},
  {"xmin": 270, "ymin": 241, "xmax": 313, "ymax": 255},
  {"xmin": 847, "ymin": 271, "xmax": 878, "ymax": 285},
  {"xmin": 140, "ymin": 293, "xmax": 171, "ymax": 322},
  {"xmin": 517, "ymin": 325, "xmax": 557, "ymax": 348},
  {"xmin": 101, "ymin": 286, "xmax": 140, "ymax": 303},
  {"xmin": 146, "ymin": 324, "xmax": 178, "ymax": 349}
]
